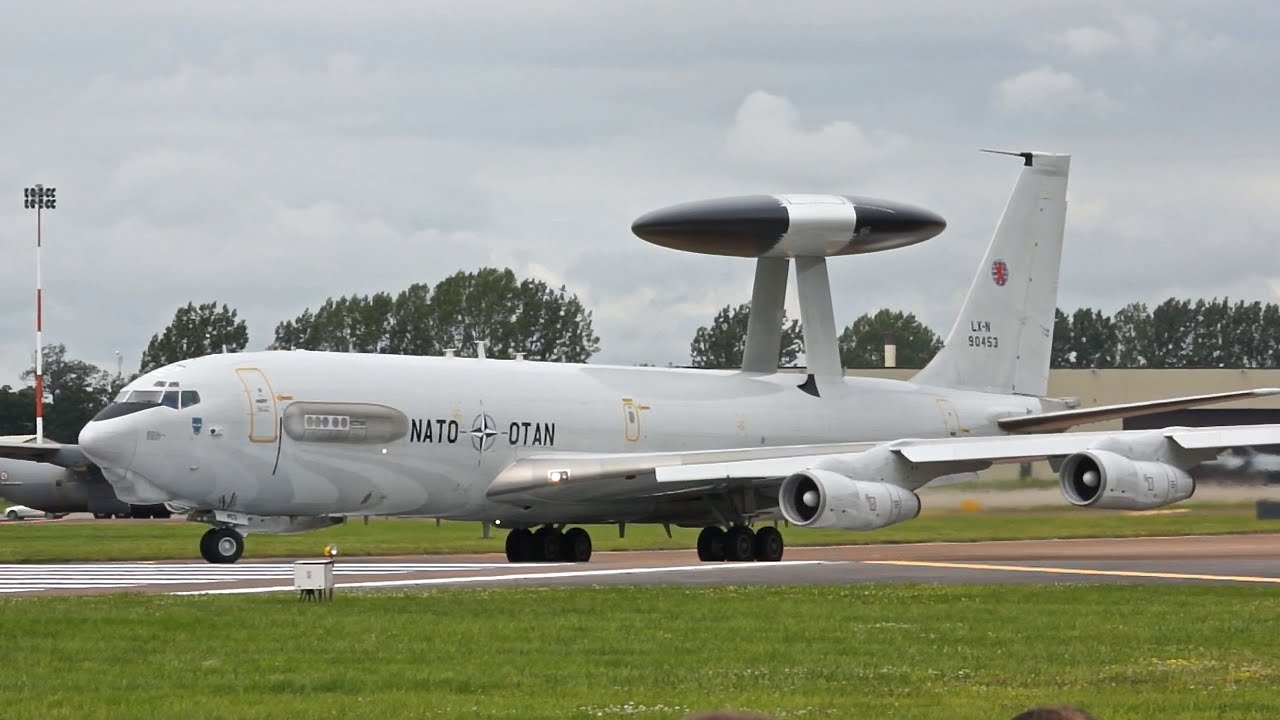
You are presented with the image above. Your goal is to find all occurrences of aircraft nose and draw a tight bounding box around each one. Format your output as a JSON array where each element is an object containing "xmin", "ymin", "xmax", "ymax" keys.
[{"xmin": 79, "ymin": 419, "xmax": 138, "ymax": 470}]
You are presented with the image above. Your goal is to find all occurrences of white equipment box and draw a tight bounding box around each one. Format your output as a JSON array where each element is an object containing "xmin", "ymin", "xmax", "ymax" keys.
[{"xmin": 294, "ymin": 559, "xmax": 335, "ymax": 601}]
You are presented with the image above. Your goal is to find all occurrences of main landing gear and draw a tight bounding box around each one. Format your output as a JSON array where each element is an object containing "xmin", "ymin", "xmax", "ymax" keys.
[
  {"xmin": 504, "ymin": 526, "xmax": 593, "ymax": 563},
  {"xmin": 199, "ymin": 526, "xmax": 245, "ymax": 564},
  {"xmin": 696, "ymin": 525, "xmax": 784, "ymax": 562}
]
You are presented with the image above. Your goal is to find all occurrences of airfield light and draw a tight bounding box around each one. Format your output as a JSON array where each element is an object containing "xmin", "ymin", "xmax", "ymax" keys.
[
  {"xmin": 22, "ymin": 184, "xmax": 56, "ymax": 444},
  {"xmin": 323, "ymin": 544, "xmax": 339, "ymax": 558}
]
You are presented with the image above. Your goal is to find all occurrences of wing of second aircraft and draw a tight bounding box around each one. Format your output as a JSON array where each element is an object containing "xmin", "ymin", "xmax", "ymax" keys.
[{"xmin": 0, "ymin": 440, "xmax": 91, "ymax": 470}]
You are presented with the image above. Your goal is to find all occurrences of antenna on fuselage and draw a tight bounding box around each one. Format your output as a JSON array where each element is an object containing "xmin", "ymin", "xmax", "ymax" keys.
[{"xmin": 630, "ymin": 192, "xmax": 946, "ymax": 395}]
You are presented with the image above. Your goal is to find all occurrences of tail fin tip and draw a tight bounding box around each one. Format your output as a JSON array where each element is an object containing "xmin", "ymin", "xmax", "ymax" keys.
[{"xmin": 912, "ymin": 150, "xmax": 1071, "ymax": 396}]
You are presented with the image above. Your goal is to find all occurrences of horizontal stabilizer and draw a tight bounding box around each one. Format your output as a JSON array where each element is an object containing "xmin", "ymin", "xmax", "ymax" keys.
[{"xmin": 997, "ymin": 388, "xmax": 1280, "ymax": 433}]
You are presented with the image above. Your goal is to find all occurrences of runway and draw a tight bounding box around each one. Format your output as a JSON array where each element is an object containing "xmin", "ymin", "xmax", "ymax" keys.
[{"xmin": 2, "ymin": 533, "xmax": 1278, "ymax": 596}]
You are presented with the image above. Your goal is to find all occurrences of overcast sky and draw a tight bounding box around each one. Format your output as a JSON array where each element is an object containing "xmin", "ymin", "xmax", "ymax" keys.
[{"xmin": 0, "ymin": 1, "xmax": 1276, "ymax": 383}]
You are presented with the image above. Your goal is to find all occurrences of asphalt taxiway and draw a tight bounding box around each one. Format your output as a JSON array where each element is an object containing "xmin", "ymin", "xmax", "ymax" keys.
[{"xmin": 2, "ymin": 534, "xmax": 1278, "ymax": 596}]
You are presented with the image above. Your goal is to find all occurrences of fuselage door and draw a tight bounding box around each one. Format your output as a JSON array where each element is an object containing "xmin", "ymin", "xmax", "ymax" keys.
[
  {"xmin": 935, "ymin": 398, "xmax": 962, "ymax": 438},
  {"xmin": 622, "ymin": 399, "xmax": 641, "ymax": 442},
  {"xmin": 235, "ymin": 368, "xmax": 279, "ymax": 443}
]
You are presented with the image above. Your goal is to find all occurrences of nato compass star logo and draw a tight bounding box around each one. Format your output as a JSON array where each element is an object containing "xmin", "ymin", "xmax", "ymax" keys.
[
  {"xmin": 470, "ymin": 413, "xmax": 499, "ymax": 452},
  {"xmin": 990, "ymin": 259, "xmax": 1009, "ymax": 287}
]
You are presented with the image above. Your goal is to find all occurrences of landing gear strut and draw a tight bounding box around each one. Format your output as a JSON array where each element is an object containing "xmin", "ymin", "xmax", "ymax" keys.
[
  {"xmin": 504, "ymin": 526, "xmax": 593, "ymax": 563},
  {"xmin": 199, "ymin": 527, "xmax": 245, "ymax": 564},
  {"xmin": 697, "ymin": 525, "xmax": 784, "ymax": 562}
]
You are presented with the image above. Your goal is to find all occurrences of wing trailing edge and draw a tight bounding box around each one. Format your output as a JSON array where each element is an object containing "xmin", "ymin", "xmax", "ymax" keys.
[{"xmin": 996, "ymin": 388, "xmax": 1280, "ymax": 433}]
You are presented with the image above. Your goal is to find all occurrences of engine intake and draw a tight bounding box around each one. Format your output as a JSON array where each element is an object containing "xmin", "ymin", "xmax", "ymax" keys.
[
  {"xmin": 779, "ymin": 468, "xmax": 920, "ymax": 530},
  {"xmin": 1059, "ymin": 450, "xmax": 1195, "ymax": 510}
]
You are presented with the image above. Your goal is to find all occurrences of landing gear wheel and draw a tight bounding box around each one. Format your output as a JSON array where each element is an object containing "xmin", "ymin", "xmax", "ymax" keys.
[
  {"xmin": 724, "ymin": 526, "xmax": 756, "ymax": 562},
  {"xmin": 199, "ymin": 527, "xmax": 244, "ymax": 564},
  {"xmin": 562, "ymin": 528, "xmax": 593, "ymax": 563},
  {"xmin": 753, "ymin": 526, "xmax": 784, "ymax": 562},
  {"xmin": 534, "ymin": 526, "xmax": 564, "ymax": 562},
  {"xmin": 505, "ymin": 529, "xmax": 534, "ymax": 563},
  {"xmin": 92, "ymin": 512, "xmax": 111, "ymax": 520},
  {"xmin": 696, "ymin": 526, "xmax": 726, "ymax": 562}
]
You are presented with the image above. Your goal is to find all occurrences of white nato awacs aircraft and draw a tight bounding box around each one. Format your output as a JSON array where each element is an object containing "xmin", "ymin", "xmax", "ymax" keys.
[{"xmin": 2, "ymin": 151, "xmax": 1277, "ymax": 564}]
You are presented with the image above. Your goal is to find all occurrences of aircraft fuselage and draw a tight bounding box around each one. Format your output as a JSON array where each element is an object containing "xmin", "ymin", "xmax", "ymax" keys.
[{"xmin": 82, "ymin": 351, "xmax": 1043, "ymax": 524}]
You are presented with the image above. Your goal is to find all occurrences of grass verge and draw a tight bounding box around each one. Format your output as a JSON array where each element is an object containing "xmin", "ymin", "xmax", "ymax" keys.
[
  {"xmin": 1, "ymin": 584, "xmax": 1278, "ymax": 719},
  {"xmin": 0, "ymin": 503, "xmax": 1273, "ymax": 562}
]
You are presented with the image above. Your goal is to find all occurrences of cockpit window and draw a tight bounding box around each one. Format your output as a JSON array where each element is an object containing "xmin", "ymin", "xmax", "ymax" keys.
[
  {"xmin": 180, "ymin": 390, "xmax": 201, "ymax": 409},
  {"xmin": 161, "ymin": 391, "xmax": 180, "ymax": 409},
  {"xmin": 126, "ymin": 390, "xmax": 164, "ymax": 404},
  {"xmin": 91, "ymin": 389, "xmax": 165, "ymax": 421}
]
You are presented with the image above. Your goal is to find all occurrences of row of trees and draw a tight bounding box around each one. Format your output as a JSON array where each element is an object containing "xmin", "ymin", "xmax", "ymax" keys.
[
  {"xmin": 269, "ymin": 268, "xmax": 599, "ymax": 363},
  {"xmin": 689, "ymin": 305, "xmax": 941, "ymax": 369},
  {"xmin": 689, "ymin": 298, "xmax": 1280, "ymax": 370},
  {"xmin": 135, "ymin": 268, "xmax": 601, "ymax": 374},
  {"xmin": 1052, "ymin": 299, "xmax": 1280, "ymax": 369}
]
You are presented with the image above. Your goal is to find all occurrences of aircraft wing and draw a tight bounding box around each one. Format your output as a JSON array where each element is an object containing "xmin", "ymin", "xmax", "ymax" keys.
[
  {"xmin": 996, "ymin": 388, "xmax": 1280, "ymax": 433},
  {"xmin": 0, "ymin": 441, "xmax": 92, "ymax": 470},
  {"xmin": 485, "ymin": 423, "xmax": 1280, "ymax": 506}
]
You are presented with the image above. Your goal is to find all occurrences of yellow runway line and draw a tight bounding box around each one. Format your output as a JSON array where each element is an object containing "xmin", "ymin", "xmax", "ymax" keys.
[{"xmin": 864, "ymin": 560, "xmax": 1280, "ymax": 584}]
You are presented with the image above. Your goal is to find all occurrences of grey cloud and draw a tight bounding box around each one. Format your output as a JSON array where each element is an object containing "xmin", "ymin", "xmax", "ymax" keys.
[{"xmin": 0, "ymin": 1, "xmax": 1276, "ymax": 381}]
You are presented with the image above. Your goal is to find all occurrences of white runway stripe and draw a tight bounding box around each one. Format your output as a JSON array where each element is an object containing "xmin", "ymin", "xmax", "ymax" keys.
[
  {"xmin": 0, "ymin": 561, "xmax": 565, "ymax": 595},
  {"xmin": 175, "ymin": 561, "xmax": 831, "ymax": 595}
]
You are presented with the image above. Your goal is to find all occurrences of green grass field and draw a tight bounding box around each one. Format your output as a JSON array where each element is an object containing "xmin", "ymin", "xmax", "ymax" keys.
[
  {"xmin": 1, "ymin": 584, "xmax": 1277, "ymax": 719},
  {"xmin": 0, "ymin": 502, "xmax": 1273, "ymax": 562}
]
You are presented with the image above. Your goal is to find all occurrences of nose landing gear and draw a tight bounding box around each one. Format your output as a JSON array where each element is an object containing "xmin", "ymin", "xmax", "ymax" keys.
[{"xmin": 199, "ymin": 526, "xmax": 245, "ymax": 564}]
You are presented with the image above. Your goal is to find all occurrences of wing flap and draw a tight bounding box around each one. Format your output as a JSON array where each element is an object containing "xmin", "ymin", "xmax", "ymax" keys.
[{"xmin": 996, "ymin": 388, "xmax": 1280, "ymax": 433}]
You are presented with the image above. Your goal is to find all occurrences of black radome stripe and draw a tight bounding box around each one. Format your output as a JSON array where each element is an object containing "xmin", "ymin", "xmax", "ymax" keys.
[
  {"xmin": 631, "ymin": 195, "xmax": 789, "ymax": 257},
  {"xmin": 840, "ymin": 197, "xmax": 947, "ymax": 255}
]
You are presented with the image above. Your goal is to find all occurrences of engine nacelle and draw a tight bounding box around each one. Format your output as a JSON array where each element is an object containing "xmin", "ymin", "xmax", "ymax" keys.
[
  {"xmin": 779, "ymin": 468, "xmax": 921, "ymax": 530},
  {"xmin": 1059, "ymin": 450, "xmax": 1195, "ymax": 510}
]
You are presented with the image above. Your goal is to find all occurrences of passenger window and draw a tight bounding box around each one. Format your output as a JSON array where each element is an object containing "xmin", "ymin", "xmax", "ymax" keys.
[
  {"xmin": 161, "ymin": 390, "xmax": 180, "ymax": 409},
  {"xmin": 180, "ymin": 390, "xmax": 201, "ymax": 409}
]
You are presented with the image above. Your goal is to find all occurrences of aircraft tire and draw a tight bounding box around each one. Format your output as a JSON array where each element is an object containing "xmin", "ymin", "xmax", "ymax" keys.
[
  {"xmin": 505, "ymin": 529, "xmax": 534, "ymax": 562},
  {"xmin": 534, "ymin": 527, "xmax": 564, "ymax": 562},
  {"xmin": 200, "ymin": 527, "xmax": 244, "ymax": 564},
  {"xmin": 92, "ymin": 513, "xmax": 111, "ymax": 520},
  {"xmin": 562, "ymin": 527, "xmax": 592, "ymax": 563},
  {"xmin": 753, "ymin": 526, "xmax": 784, "ymax": 562},
  {"xmin": 696, "ymin": 526, "xmax": 726, "ymax": 562},
  {"xmin": 724, "ymin": 526, "xmax": 755, "ymax": 562}
]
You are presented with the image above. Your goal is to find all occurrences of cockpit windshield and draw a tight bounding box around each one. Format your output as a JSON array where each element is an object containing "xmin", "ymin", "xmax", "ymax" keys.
[{"xmin": 92, "ymin": 388, "xmax": 201, "ymax": 421}]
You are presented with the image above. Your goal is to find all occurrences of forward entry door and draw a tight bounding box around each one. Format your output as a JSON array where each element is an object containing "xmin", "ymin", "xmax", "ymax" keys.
[{"xmin": 236, "ymin": 368, "xmax": 279, "ymax": 443}]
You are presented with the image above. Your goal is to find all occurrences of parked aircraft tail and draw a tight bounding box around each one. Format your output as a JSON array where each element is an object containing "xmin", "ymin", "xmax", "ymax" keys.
[{"xmin": 912, "ymin": 151, "xmax": 1070, "ymax": 396}]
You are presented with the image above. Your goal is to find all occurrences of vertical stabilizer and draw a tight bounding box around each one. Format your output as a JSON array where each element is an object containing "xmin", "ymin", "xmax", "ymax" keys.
[{"xmin": 912, "ymin": 152, "xmax": 1070, "ymax": 396}]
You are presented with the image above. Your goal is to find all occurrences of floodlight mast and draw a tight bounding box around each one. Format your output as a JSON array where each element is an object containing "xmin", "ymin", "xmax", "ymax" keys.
[{"xmin": 23, "ymin": 184, "xmax": 55, "ymax": 443}]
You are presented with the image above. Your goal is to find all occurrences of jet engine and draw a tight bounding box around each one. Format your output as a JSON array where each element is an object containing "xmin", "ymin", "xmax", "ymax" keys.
[
  {"xmin": 1059, "ymin": 449, "xmax": 1195, "ymax": 510},
  {"xmin": 779, "ymin": 468, "xmax": 920, "ymax": 530}
]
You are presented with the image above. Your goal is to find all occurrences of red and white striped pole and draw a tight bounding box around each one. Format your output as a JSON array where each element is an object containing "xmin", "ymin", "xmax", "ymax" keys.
[{"xmin": 23, "ymin": 184, "xmax": 55, "ymax": 444}]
